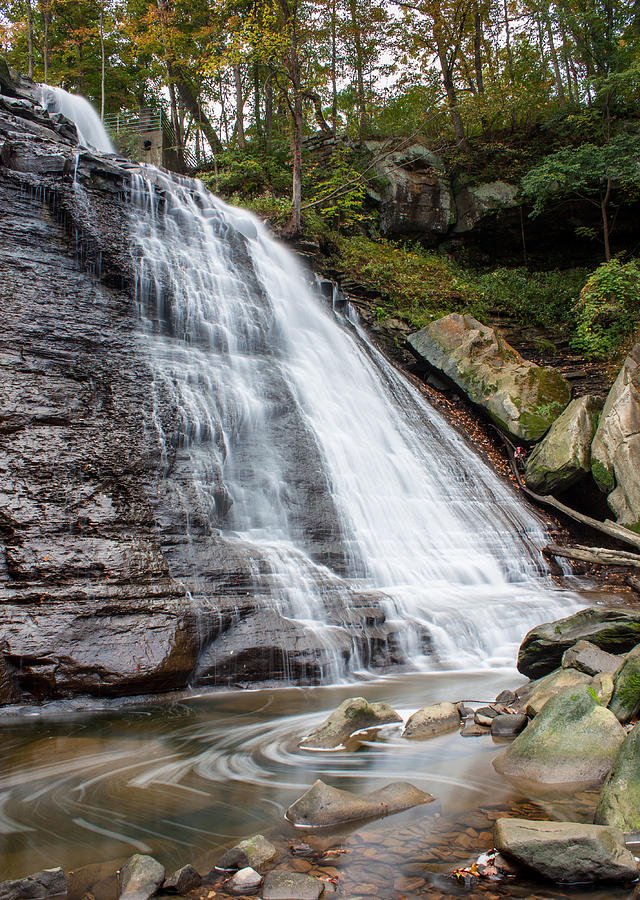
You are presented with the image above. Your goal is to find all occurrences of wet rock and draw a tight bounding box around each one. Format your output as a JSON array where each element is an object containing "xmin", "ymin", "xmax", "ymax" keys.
[
  {"xmin": 460, "ymin": 720, "xmax": 489, "ymax": 736},
  {"xmin": 216, "ymin": 834, "xmax": 278, "ymax": 871},
  {"xmin": 300, "ymin": 697, "xmax": 401, "ymax": 749},
  {"xmin": 592, "ymin": 672, "xmax": 615, "ymax": 706},
  {"xmin": 261, "ymin": 870, "xmax": 323, "ymax": 900},
  {"xmin": 120, "ymin": 855, "xmax": 165, "ymax": 900},
  {"xmin": 524, "ymin": 667, "xmax": 592, "ymax": 717},
  {"xmin": 226, "ymin": 868, "xmax": 262, "ymax": 896},
  {"xmin": 162, "ymin": 866, "xmax": 200, "ymax": 895},
  {"xmin": 596, "ymin": 723, "xmax": 640, "ymax": 831},
  {"xmin": 491, "ymin": 714, "xmax": 527, "ymax": 738},
  {"xmin": 408, "ymin": 314, "xmax": 570, "ymax": 442},
  {"xmin": 286, "ymin": 779, "xmax": 434, "ymax": 827},
  {"xmin": 474, "ymin": 705, "xmax": 500, "ymax": 726},
  {"xmin": 495, "ymin": 689, "xmax": 517, "ymax": 705},
  {"xmin": 494, "ymin": 683, "xmax": 625, "ymax": 790},
  {"xmin": 591, "ymin": 343, "xmax": 640, "ymax": 530},
  {"xmin": 524, "ymin": 395, "xmax": 603, "ymax": 494},
  {"xmin": 608, "ymin": 645, "xmax": 640, "ymax": 723},
  {"xmin": 561, "ymin": 640, "xmax": 622, "ymax": 677},
  {"xmin": 494, "ymin": 818, "xmax": 639, "ymax": 883},
  {"xmin": 517, "ymin": 607, "xmax": 640, "ymax": 679},
  {"xmin": 0, "ymin": 868, "xmax": 66, "ymax": 900},
  {"xmin": 453, "ymin": 181, "xmax": 518, "ymax": 233},
  {"xmin": 402, "ymin": 701, "xmax": 460, "ymax": 739}
]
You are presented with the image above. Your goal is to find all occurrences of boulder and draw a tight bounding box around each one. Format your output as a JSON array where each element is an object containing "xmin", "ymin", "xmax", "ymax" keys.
[
  {"xmin": 494, "ymin": 818, "xmax": 638, "ymax": 883},
  {"xmin": 517, "ymin": 607, "xmax": 640, "ymax": 679},
  {"xmin": 0, "ymin": 869, "xmax": 66, "ymax": 900},
  {"xmin": 120, "ymin": 855, "xmax": 165, "ymax": 900},
  {"xmin": 524, "ymin": 395, "xmax": 603, "ymax": 494},
  {"xmin": 453, "ymin": 181, "xmax": 519, "ymax": 233},
  {"xmin": 524, "ymin": 667, "xmax": 592, "ymax": 717},
  {"xmin": 474, "ymin": 706, "xmax": 501, "ymax": 726},
  {"xmin": 494, "ymin": 684, "xmax": 625, "ymax": 790},
  {"xmin": 300, "ymin": 697, "xmax": 401, "ymax": 749},
  {"xmin": 402, "ymin": 701, "xmax": 460, "ymax": 739},
  {"xmin": 226, "ymin": 868, "xmax": 262, "ymax": 896},
  {"xmin": 286, "ymin": 779, "xmax": 434, "ymax": 827},
  {"xmin": 561, "ymin": 640, "xmax": 622, "ymax": 677},
  {"xmin": 491, "ymin": 714, "xmax": 527, "ymax": 738},
  {"xmin": 407, "ymin": 314, "xmax": 570, "ymax": 442},
  {"xmin": 608, "ymin": 645, "xmax": 640, "ymax": 723},
  {"xmin": 592, "ymin": 672, "xmax": 615, "ymax": 706},
  {"xmin": 261, "ymin": 870, "xmax": 323, "ymax": 900},
  {"xmin": 591, "ymin": 343, "xmax": 640, "ymax": 531},
  {"xmin": 162, "ymin": 866, "xmax": 201, "ymax": 895},
  {"xmin": 216, "ymin": 835, "xmax": 278, "ymax": 872},
  {"xmin": 596, "ymin": 723, "xmax": 640, "ymax": 831}
]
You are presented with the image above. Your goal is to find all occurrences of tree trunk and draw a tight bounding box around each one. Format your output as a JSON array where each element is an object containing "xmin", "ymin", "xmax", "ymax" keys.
[
  {"xmin": 264, "ymin": 75, "xmax": 273, "ymax": 147},
  {"xmin": 503, "ymin": 0, "xmax": 515, "ymax": 83},
  {"xmin": 545, "ymin": 14, "xmax": 566, "ymax": 104},
  {"xmin": 330, "ymin": 0, "xmax": 338, "ymax": 134},
  {"xmin": 26, "ymin": 0, "xmax": 34, "ymax": 79},
  {"xmin": 433, "ymin": 15, "xmax": 467, "ymax": 150},
  {"xmin": 172, "ymin": 72, "xmax": 223, "ymax": 152},
  {"xmin": 41, "ymin": 1, "xmax": 49, "ymax": 82},
  {"xmin": 99, "ymin": 3, "xmax": 105, "ymax": 120},
  {"xmin": 253, "ymin": 62, "xmax": 262, "ymax": 141},
  {"xmin": 601, "ymin": 176, "xmax": 612, "ymax": 261},
  {"xmin": 234, "ymin": 63, "xmax": 246, "ymax": 148},
  {"xmin": 473, "ymin": 0, "xmax": 484, "ymax": 93},
  {"xmin": 348, "ymin": 0, "xmax": 367, "ymax": 134},
  {"xmin": 168, "ymin": 81, "xmax": 186, "ymax": 171}
]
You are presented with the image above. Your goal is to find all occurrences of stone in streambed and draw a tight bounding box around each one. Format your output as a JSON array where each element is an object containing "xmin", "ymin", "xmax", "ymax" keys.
[
  {"xmin": 494, "ymin": 818, "xmax": 638, "ymax": 883},
  {"xmin": 216, "ymin": 834, "xmax": 278, "ymax": 871},
  {"xmin": 402, "ymin": 701, "xmax": 460, "ymax": 738},
  {"xmin": 286, "ymin": 779, "xmax": 434, "ymax": 827},
  {"xmin": 474, "ymin": 705, "xmax": 500, "ymax": 726},
  {"xmin": 162, "ymin": 866, "xmax": 201, "ymax": 895},
  {"xmin": 608, "ymin": 645, "xmax": 640, "ymax": 723},
  {"xmin": 261, "ymin": 870, "xmax": 323, "ymax": 900},
  {"xmin": 517, "ymin": 606, "xmax": 640, "ymax": 679},
  {"xmin": 299, "ymin": 697, "xmax": 401, "ymax": 749},
  {"xmin": 494, "ymin": 684, "xmax": 625, "ymax": 790},
  {"xmin": 0, "ymin": 869, "xmax": 66, "ymax": 900},
  {"xmin": 592, "ymin": 672, "xmax": 615, "ymax": 706},
  {"xmin": 562, "ymin": 640, "xmax": 623, "ymax": 677},
  {"xmin": 524, "ymin": 667, "xmax": 592, "ymax": 717},
  {"xmin": 120, "ymin": 855, "xmax": 165, "ymax": 900},
  {"xmin": 596, "ymin": 723, "xmax": 640, "ymax": 831},
  {"xmin": 491, "ymin": 714, "xmax": 527, "ymax": 738},
  {"xmin": 226, "ymin": 868, "xmax": 262, "ymax": 896}
]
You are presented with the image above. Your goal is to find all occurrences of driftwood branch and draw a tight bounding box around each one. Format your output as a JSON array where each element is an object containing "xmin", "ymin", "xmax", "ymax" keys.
[
  {"xmin": 493, "ymin": 427, "xmax": 640, "ymax": 553},
  {"xmin": 545, "ymin": 543, "xmax": 640, "ymax": 570}
]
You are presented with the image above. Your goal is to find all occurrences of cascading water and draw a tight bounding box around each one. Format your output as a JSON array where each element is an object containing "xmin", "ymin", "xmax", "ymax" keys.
[{"xmin": 39, "ymin": 85, "xmax": 115, "ymax": 153}]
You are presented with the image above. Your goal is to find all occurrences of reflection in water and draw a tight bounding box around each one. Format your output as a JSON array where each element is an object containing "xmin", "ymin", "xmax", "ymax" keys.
[{"xmin": 0, "ymin": 674, "xmax": 634, "ymax": 900}]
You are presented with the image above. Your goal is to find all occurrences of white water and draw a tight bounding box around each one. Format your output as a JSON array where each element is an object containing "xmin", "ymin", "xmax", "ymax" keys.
[{"xmin": 39, "ymin": 85, "xmax": 115, "ymax": 153}]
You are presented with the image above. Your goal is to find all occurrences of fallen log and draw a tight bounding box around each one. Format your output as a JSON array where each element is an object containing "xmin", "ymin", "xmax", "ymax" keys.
[{"xmin": 544, "ymin": 543, "xmax": 640, "ymax": 570}]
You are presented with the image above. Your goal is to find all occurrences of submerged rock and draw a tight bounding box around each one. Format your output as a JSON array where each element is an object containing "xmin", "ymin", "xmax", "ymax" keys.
[
  {"xmin": 261, "ymin": 870, "xmax": 323, "ymax": 900},
  {"xmin": 524, "ymin": 395, "xmax": 603, "ymax": 494},
  {"xmin": 216, "ymin": 834, "xmax": 278, "ymax": 871},
  {"xmin": 120, "ymin": 855, "xmax": 165, "ymax": 900},
  {"xmin": 408, "ymin": 313, "xmax": 570, "ymax": 441},
  {"xmin": 0, "ymin": 869, "xmax": 66, "ymax": 900},
  {"xmin": 596, "ymin": 723, "xmax": 640, "ymax": 832},
  {"xmin": 286, "ymin": 779, "xmax": 434, "ymax": 827},
  {"xmin": 226, "ymin": 868, "xmax": 262, "ymax": 896},
  {"xmin": 299, "ymin": 697, "xmax": 401, "ymax": 749},
  {"xmin": 494, "ymin": 684, "xmax": 625, "ymax": 790},
  {"xmin": 494, "ymin": 818, "xmax": 638, "ymax": 883},
  {"xmin": 517, "ymin": 607, "xmax": 640, "ymax": 679},
  {"xmin": 608, "ymin": 645, "xmax": 640, "ymax": 723},
  {"xmin": 402, "ymin": 701, "xmax": 460, "ymax": 739}
]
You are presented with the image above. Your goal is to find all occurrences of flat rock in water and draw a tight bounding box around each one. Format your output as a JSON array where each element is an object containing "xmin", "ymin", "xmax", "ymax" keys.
[
  {"xmin": 286, "ymin": 779, "xmax": 434, "ymax": 827},
  {"xmin": 494, "ymin": 817, "xmax": 639, "ymax": 883},
  {"xmin": 226, "ymin": 867, "xmax": 262, "ymax": 895},
  {"xmin": 491, "ymin": 714, "xmax": 527, "ymax": 738},
  {"xmin": 494, "ymin": 684, "xmax": 625, "ymax": 790},
  {"xmin": 120, "ymin": 855, "xmax": 165, "ymax": 900},
  {"xmin": 596, "ymin": 722, "xmax": 640, "ymax": 831},
  {"xmin": 461, "ymin": 720, "xmax": 489, "ymax": 736},
  {"xmin": 299, "ymin": 697, "xmax": 401, "ymax": 749},
  {"xmin": 517, "ymin": 607, "xmax": 640, "ymax": 679},
  {"xmin": 162, "ymin": 866, "xmax": 201, "ymax": 895},
  {"xmin": 562, "ymin": 640, "xmax": 623, "ymax": 677},
  {"xmin": 216, "ymin": 834, "xmax": 278, "ymax": 871},
  {"xmin": 0, "ymin": 869, "xmax": 66, "ymax": 900},
  {"xmin": 608, "ymin": 645, "xmax": 640, "ymax": 723},
  {"xmin": 261, "ymin": 871, "xmax": 323, "ymax": 900},
  {"xmin": 402, "ymin": 701, "xmax": 460, "ymax": 739}
]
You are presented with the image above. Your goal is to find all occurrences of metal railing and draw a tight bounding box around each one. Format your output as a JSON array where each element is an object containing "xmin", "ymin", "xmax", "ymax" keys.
[{"xmin": 103, "ymin": 108, "xmax": 163, "ymax": 135}]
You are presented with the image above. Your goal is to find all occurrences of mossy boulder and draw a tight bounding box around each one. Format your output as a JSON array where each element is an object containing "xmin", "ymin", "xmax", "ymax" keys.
[
  {"xmin": 299, "ymin": 697, "xmax": 401, "ymax": 749},
  {"xmin": 524, "ymin": 395, "xmax": 603, "ymax": 494},
  {"xmin": 591, "ymin": 343, "xmax": 640, "ymax": 531},
  {"xmin": 407, "ymin": 314, "xmax": 570, "ymax": 441},
  {"xmin": 595, "ymin": 723, "xmax": 640, "ymax": 831},
  {"xmin": 493, "ymin": 684, "xmax": 625, "ymax": 790},
  {"xmin": 216, "ymin": 834, "xmax": 278, "ymax": 872},
  {"xmin": 517, "ymin": 607, "xmax": 640, "ymax": 679},
  {"xmin": 608, "ymin": 645, "xmax": 640, "ymax": 723},
  {"xmin": 524, "ymin": 667, "xmax": 592, "ymax": 717}
]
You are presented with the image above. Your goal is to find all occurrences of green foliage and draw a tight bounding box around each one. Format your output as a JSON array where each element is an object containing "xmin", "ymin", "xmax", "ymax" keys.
[
  {"xmin": 200, "ymin": 147, "xmax": 291, "ymax": 198},
  {"xmin": 307, "ymin": 147, "xmax": 373, "ymax": 231},
  {"xmin": 571, "ymin": 258, "xmax": 640, "ymax": 359},
  {"xmin": 467, "ymin": 267, "xmax": 587, "ymax": 329}
]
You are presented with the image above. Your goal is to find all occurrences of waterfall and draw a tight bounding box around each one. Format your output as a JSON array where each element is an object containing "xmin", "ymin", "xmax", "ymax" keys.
[
  {"xmin": 39, "ymin": 85, "xmax": 115, "ymax": 153},
  {"xmin": 43, "ymin": 86, "xmax": 581, "ymax": 681}
]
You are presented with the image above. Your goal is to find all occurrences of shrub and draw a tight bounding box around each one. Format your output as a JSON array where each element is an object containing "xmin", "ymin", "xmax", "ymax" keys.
[{"xmin": 571, "ymin": 258, "xmax": 640, "ymax": 358}]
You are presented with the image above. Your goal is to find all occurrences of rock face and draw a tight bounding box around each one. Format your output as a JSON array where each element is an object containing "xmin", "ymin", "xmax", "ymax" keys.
[
  {"xmin": 285, "ymin": 779, "xmax": 434, "ymax": 827},
  {"xmin": 596, "ymin": 723, "xmax": 640, "ymax": 832},
  {"xmin": 494, "ymin": 684, "xmax": 625, "ymax": 790},
  {"xmin": 299, "ymin": 697, "xmax": 401, "ymax": 749},
  {"xmin": 494, "ymin": 818, "xmax": 639, "ymax": 884},
  {"xmin": 453, "ymin": 181, "xmax": 518, "ymax": 233},
  {"xmin": 524, "ymin": 395, "xmax": 603, "ymax": 494},
  {"xmin": 608, "ymin": 645, "xmax": 640, "ymax": 723},
  {"xmin": 0, "ymin": 869, "xmax": 66, "ymax": 900},
  {"xmin": 401, "ymin": 701, "xmax": 460, "ymax": 739},
  {"xmin": 517, "ymin": 607, "xmax": 640, "ymax": 679},
  {"xmin": 408, "ymin": 314, "xmax": 571, "ymax": 441},
  {"xmin": 591, "ymin": 343, "xmax": 640, "ymax": 531}
]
